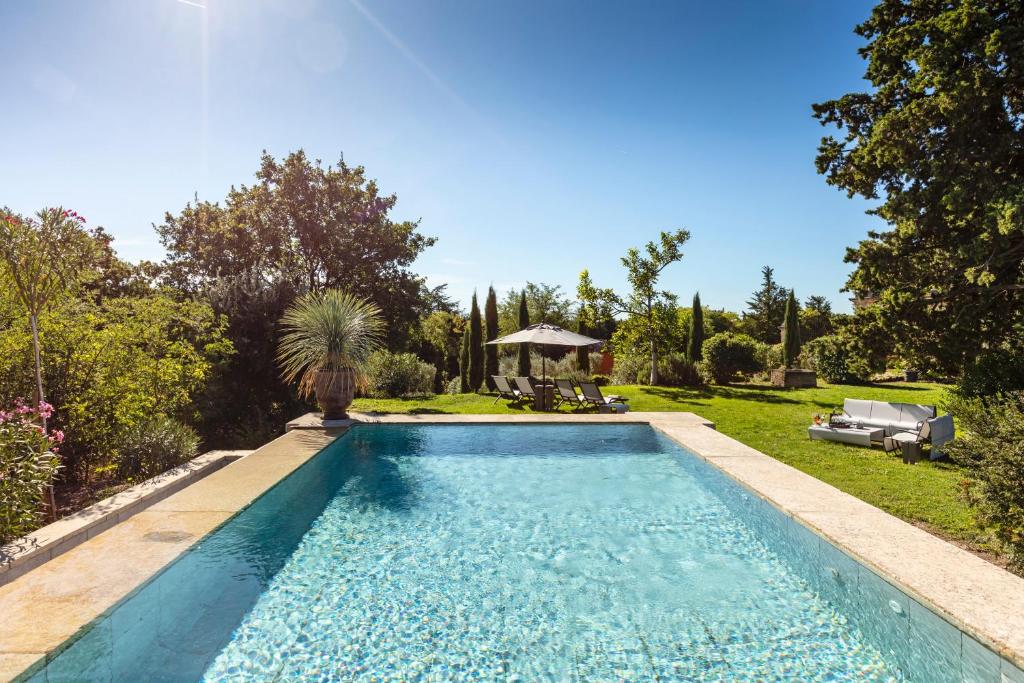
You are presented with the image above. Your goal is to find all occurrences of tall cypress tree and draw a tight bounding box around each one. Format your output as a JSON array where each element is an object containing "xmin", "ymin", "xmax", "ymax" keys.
[
  {"xmin": 516, "ymin": 291, "xmax": 531, "ymax": 377},
  {"xmin": 484, "ymin": 286, "xmax": 499, "ymax": 388},
  {"xmin": 576, "ymin": 319, "xmax": 590, "ymax": 375},
  {"xmin": 782, "ymin": 289, "xmax": 802, "ymax": 368},
  {"xmin": 687, "ymin": 292, "xmax": 704, "ymax": 362},
  {"xmin": 459, "ymin": 328, "xmax": 470, "ymax": 393},
  {"xmin": 468, "ymin": 292, "xmax": 483, "ymax": 390}
]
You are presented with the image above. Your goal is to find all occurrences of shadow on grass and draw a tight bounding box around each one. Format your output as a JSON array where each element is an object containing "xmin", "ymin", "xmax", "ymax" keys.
[{"xmin": 642, "ymin": 384, "xmax": 805, "ymax": 406}]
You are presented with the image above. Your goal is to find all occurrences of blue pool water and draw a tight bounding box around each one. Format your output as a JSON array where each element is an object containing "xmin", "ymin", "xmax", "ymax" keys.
[{"xmin": 31, "ymin": 425, "xmax": 1010, "ymax": 682}]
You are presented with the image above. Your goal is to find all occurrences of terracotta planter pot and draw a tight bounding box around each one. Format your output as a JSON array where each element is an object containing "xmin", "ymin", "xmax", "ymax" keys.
[{"xmin": 314, "ymin": 368, "xmax": 356, "ymax": 420}]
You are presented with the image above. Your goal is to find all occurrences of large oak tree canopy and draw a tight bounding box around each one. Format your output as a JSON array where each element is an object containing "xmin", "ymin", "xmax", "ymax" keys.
[
  {"xmin": 813, "ymin": 0, "xmax": 1024, "ymax": 374},
  {"xmin": 157, "ymin": 150, "xmax": 435, "ymax": 345}
]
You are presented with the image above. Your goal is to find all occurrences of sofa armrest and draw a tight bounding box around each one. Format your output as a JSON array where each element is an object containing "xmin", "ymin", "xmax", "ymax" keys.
[{"xmin": 927, "ymin": 415, "xmax": 955, "ymax": 447}]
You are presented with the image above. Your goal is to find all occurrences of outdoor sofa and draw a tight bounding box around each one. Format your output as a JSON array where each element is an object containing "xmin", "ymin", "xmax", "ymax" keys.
[{"xmin": 809, "ymin": 398, "xmax": 954, "ymax": 460}]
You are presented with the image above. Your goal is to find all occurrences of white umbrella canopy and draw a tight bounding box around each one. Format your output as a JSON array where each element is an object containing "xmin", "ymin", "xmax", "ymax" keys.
[
  {"xmin": 486, "ymin": 323, "xmax": 603, "ymax": 387},
  {"xmin": 487, "ymin": 323, "xmax": 603, "ymax": 348}
]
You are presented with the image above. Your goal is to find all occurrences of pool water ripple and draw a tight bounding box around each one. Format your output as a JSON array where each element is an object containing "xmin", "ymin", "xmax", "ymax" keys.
[{"xmin": 199, "ymin": 425, "xmax": 896, "ymax": 682}]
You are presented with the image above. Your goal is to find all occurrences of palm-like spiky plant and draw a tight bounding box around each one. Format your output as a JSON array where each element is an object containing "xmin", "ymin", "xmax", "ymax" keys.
[{"xmin": 277, "ymin": 290, "xmax": 385, "ymax": 398}]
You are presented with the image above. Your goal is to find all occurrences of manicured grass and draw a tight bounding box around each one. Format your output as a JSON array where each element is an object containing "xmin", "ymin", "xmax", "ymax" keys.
[{"xmin": 354, "ymin": 381, "xmax": 990, "ymax": 554}]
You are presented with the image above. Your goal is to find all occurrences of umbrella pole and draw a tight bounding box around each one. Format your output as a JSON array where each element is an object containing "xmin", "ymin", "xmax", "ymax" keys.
[{"xmin": 542, "ymin": 347, "xmax": 547, "ymax": 411}]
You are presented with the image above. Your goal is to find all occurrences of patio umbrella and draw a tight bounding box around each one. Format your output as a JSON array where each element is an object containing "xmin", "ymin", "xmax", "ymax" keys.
[{"xmin": 486, "ymin": 322, "xmax": 603, "ymax": 386}]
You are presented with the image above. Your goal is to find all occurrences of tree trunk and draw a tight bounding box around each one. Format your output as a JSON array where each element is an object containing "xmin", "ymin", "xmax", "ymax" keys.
[
  {"xmin": 649, "ymin": 337, "xmax": 659, "ymax": 385},
  {"xmin": 647, "ymin": 303, "xmax": 659, "ymax": 385},
  {"xmin": 30, "ymin": 314, "xmax": 45, "ymax": 425},
  {"xmin": 30, "ymin": 314, "xmax": 57, "ymax": 522}
]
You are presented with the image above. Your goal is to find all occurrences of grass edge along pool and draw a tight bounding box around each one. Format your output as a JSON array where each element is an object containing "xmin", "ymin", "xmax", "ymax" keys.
[{"xmin": 20, "ymin": 424, "xmax": 1019, "ymax": 682}]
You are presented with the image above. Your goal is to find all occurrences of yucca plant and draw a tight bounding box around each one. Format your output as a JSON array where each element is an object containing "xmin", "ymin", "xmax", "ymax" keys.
[{"xmin": 277, "ymin": 290, "xmax": 385, "ymax": 419}]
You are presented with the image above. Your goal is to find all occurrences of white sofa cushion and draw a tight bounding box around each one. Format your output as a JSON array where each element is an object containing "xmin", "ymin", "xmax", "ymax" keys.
[
  {"xmin": 871, "ymin": 401, "xmax": 903, "ymax": 425},
  {"xmin": 901, "ymin": 403, "xmax": 936, "ymax": 424},
  {"xmin": 843, "ymin": 399, "xmax": 874, "ymax": 422},
  {"xmin": 841, "ymin": 399, "xmax": 940, "ymax": 436}
]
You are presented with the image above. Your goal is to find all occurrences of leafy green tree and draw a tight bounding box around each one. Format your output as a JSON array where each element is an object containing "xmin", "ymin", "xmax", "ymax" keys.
[
  {"xmin": 813, "ymin": 2, "xmax": 1024, "ymax": 377},
  {"xmin": 484, "ymin": 286, "xmax": 499, "ymax": 388},
  {"xmin": 706, "ymin": 308, "xmax": 741, "ymax": 335},
  {"xmin": 742, "ymin": 265, "xmax": 787, "ymax": 343},
  {"xmin": 0, "ymin": 294, "xmax": 232, "ymax": 484},
  {"xmin": 687, "ymin": 292, "xmax": 705, "ymax": 362},
  {"xmin": 156, "ymin": 150, "xmax": 436, "ymax": 438},
  {"xmin": 498, "ymin": 282, "xmax": 574, "ymax": 335},
  {"xmin": 459, "ymin": 328, "xmax": 470, "ymax": 393},
  {"xmin": 158, "ymin": 152, "xmax": 434, "ymax": 340},
  {"xmin": 421, "ymin": 310, "xmax": 465, "ymax": 389},
  {"xmin": 0, "ymin": 208, "xmax": 95, "ymax": 423},
  {"xmin": 517, "ymin": 291, "xmax": 531, "ymax": 377},
  {"xmin": 578, "ymin": 229, "xmax": 690, "ymax": 384},
  {"xmin": 800, "ymin": 295, "xmax": 834, "ymax": 342},
  {"xmin": 468, "ymin": 293, "xmax": 483, "ymax": 390},
  {"xmin": 781, "ymin": 290, "xmax": 802, "ymax": 368}
]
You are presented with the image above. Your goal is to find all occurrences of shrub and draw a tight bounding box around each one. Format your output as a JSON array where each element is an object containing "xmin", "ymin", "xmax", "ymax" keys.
[
  {"xmin": 364, "ymin": 350, "xmax": 436, "ymax": 398},
  {"xmin": 117, "ymin": 415, "xmax": 199, "ymax": 481},
  {"xmin": 699, "ymin": 333, "xmax": 763, "ymax": 384},
  {"xmin": 498, "ymin": 351, "xmax": 599, "ymax": 382},
  {"xmin": 611, "ymin": 353, "xmax": 649, "ymax": 384},
  {"xmin": 944, "ymin": 392, "xmax": 1024, "ymax": 571},
  {"xmin": 445, "ymin": 376, "xmax": 462, "ymax": 395},
  {"xmin": 0, "ymin": 400, "xmax": 63, "ymax": 542},
  {"xmin": 0, "ymin": 295, "xmax": 231, "ymax": 483},
  {"xmin": 758, "ymin": 343, "xmax": 784, "ymax": 371},
  {"xmin": 804, "ymin": 334, "xmax": 871, "ymax": 384},
  {"xmin": 955, "ymin": 345, "xmax": 1024, "ymax": 398},
  {"xmin": 590, "ymin": 374, "xmax": 611, "ymax": 386},
  {"xmin": 657, "ymin": 353, "xmax": 704, "ymax": 387}
]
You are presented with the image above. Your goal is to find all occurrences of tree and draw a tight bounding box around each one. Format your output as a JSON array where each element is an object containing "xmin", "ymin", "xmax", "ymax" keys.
[
  {"xmin": 0, "ymin": 208, "xmax": 95, "ymax": 425},
  {"xmin": 813, "ymin": 2, "xmax": 1024, "ymax": 377},
  {"xmin": 577, "ymin": 229, "xmax": 690, "ymax": 385},
  {"xmin": 743, "ymin": 266, "xmax": 787, "ymax": 343},
  {"xmin": 156, "ymin": 150, "xmax": 436, "ymax": 438},
  {"xmin": 576, "ymin": 319, "xmax": 590, "ymax": 375},
  {"xmin": 459, "ymin": 329, "xmax": 470, "ymax": 393},
  {"xmin": 484, "ymin": 286, "xmax": 499, "ymax": 388},
  {"xmin": 517, "ymin": 291, "xmax": 531, "ymax": 377},
  {"xmin": 422, "ymin": 310, "xmax": 464, "ymax": 389},
  {"xmin": 468, "ymin": 292, "xmax": 483, "ymax": 391},
  {"xmin": 800, "ymin": 295, "xmax": 834, "ymax": 342},
  {"xmin": 687, "ymin": 292, "xmax": 705, "ymax": 362},
  {"xmin": 497, "ymin": 282, "xmax": 574, "ymax": 335},
  {"xmin": 782, "ymin": 290, "xmax": 802, "ymax": 368},
  {"xmin": 157, "ymin": 150, "xmax": 435, "ymax": 347}
]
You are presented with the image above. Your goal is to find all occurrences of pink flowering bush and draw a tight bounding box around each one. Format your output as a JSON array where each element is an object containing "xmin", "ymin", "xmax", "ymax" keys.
[{"xmin": 0, "ymin": 400, "xmax": 62, "ymax": 543}]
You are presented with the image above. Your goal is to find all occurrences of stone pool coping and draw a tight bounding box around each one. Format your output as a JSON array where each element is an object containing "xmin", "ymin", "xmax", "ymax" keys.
[
  {"xmin": 0, "ymin": 450, "xmax": 252, "ymax": 588},
  {"xmin": 1, "ymin": 411, "xmax": 1022, "ymax": 681}
]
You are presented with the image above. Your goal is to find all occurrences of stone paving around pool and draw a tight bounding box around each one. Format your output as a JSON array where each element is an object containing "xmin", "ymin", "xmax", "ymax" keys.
[{"xmin": 1, "ymin": 411, "xmax": 1022, "ymax": 682}]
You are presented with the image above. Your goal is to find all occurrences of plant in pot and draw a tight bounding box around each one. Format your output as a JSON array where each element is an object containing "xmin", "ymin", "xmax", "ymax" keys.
[{"xmin": 277, "ymin": 290, "xmax": 385, "ymax": 420}]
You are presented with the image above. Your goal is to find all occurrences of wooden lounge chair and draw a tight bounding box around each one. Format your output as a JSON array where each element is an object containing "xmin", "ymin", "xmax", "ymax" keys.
[
  {"xmin": 492, "ymin": 375, "xmax": 523, "ymax": 405},
  {"xmin": 553, "ymin": 378, "xmax": 587, "ymax": 411},
  {"xmin": 512, "ymin": 377, "xmax": 537, "ymax": 403},
  {"xmin": 578, "ymin": 381, "xmax": 627, "ymax": 409}
]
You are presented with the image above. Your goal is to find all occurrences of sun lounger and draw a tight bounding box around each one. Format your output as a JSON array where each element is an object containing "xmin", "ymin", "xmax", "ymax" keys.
[
  {"xmin": 553, "ymin": 378, "xmax": 586, "ymax": 410},
  {"xmin": 492, "ymin": 376, "xmax": 523, "ymax": 405},
  {"xmin": 578, "ymin": 381, "xmax": 627, "ymax": 409},
  {"xmin": 512, "ymin": 377, "xmax": 537, "ymax": 402}
]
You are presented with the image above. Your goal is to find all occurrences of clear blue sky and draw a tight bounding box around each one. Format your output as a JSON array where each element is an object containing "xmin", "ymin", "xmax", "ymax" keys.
[{"xmin": 0, "ymin": 0, "xmax": 879, "ymax": 314}]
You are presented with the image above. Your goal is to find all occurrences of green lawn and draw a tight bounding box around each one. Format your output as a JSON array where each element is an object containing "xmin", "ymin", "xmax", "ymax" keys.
[{"xmin": 354, "ymin": 381, "xmax": 990, "ymax": 555}]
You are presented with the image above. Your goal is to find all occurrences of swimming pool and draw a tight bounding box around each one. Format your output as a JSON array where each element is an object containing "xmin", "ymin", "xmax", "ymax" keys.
[{"xmin": 27, "ymin": 424, "xmax": 1009, "ymax": 681}]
